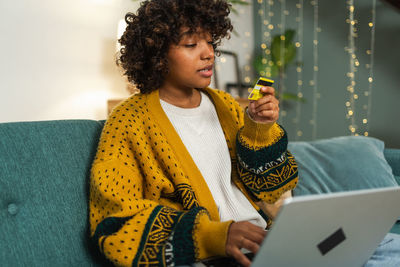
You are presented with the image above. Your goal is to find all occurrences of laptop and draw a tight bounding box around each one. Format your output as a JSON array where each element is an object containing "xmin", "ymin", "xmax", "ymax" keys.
[{"xmin": 251, "ymin": 186, "xmax": 400, "ymax": 267}]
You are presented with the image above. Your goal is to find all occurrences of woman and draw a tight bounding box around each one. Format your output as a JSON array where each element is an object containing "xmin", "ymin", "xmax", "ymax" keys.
[{"xmin": 89, "ymin": 0, "xmax": 298, "ymax": 266}]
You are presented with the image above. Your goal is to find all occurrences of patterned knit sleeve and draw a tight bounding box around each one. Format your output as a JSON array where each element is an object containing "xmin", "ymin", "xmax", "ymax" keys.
[
  {"xmin": 90, "ymin": 159, "xmax": 231, "ymax": 267},
  {"xmin": 89, "ymin": 94, "xmax": 236, "ymax": 267},
  {"xmin": 235, "ymin": 111, "xmax": 298, "ymax": 204},
  {"xmin": 88, "ymin": 92, "xmax": 238, "ymax": 266}
]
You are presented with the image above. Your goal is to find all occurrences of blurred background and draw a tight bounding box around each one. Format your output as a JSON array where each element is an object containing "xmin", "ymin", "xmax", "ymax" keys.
[{"xmin": 0, "ymin": 0, "xmax": 399, "ymax": 147}]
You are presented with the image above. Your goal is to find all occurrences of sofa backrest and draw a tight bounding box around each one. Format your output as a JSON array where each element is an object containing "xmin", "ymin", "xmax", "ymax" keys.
[
  {"xmin": 289, "ymin": 136, "xmax": 399, "ymax": 196},
  {"xmin": 1, "ymin": 120, "xmax": 399, "ymax": 265},
  {"xmin": 384, "ymin": 149, "xmax": 400, "ymax": 185},
  {"xmin": 0, "ymin": 120, "xmax": 104, "ymax": 266}
]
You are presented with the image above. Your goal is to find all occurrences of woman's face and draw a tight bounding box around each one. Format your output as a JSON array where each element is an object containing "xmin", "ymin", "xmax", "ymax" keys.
[{"xmin": 162, "ymin": 28, "xmax": 214, "ymax": 92}]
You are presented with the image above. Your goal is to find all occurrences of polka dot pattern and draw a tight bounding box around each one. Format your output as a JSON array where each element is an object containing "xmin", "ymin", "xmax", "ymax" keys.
[
  {"xmin": 89, "ymin": 89, "xmax": 245, "ymax": 265},
  {"xmin": 89, "ymin": 87, "xmax": 297, "ymax": 266}
]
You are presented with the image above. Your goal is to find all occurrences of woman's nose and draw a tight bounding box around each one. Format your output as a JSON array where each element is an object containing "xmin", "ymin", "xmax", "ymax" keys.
[{"xmin": 200, "ymin": 41, "xmax": 214, "ymax": 60}]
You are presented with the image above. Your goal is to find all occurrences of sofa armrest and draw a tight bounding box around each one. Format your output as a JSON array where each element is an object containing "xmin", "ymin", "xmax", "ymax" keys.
[{"xmin": 384, "ymin": 148, "xmax": 400, "ymax": 185}]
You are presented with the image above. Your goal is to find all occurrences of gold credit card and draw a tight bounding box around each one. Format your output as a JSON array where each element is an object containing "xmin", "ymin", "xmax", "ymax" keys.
[{"xmin": 248, "ymin": 77, "xmax": 274, "ymax": 101}]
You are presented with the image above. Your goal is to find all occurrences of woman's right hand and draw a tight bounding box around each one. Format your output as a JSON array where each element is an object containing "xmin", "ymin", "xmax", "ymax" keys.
[{"xmin": 225, "ymin": 221, "xmax": 267, "ymax": 267}]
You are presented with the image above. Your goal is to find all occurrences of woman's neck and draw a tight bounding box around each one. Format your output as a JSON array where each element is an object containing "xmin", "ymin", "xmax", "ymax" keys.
[{"xmin": 159, "ymin": 86, "xmax": 202, "ymax": 108}]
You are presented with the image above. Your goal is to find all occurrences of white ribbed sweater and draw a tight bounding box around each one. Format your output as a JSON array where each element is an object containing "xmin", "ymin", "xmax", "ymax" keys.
[{"xmin": 160, "ymin": 92, "xmax": 266, "ymax": 229}]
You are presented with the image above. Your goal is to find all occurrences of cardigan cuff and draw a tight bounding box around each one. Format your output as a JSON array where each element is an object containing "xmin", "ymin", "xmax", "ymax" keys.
[
  {"xmin": 194, "ymin": 213, "xmax": 233, "ymax": 260},
  {"xmin": 240, "ymin": 108, "xmax": 284, "ymax": 150}
]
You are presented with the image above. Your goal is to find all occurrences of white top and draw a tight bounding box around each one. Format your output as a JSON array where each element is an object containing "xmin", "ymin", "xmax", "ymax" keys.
[{"xmin": 160, "ymin": 92, "xmax": 267, "ymax": 229}]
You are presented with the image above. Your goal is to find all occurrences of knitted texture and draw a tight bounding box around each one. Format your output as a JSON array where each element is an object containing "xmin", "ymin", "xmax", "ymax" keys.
[
  {"xmin": 161, "ymin": 93, "xmax": 267, "ymax": 228},
  {"xmin": 89, "ymin": 87, "xmax": 297, "ymax": 266},
  {"xmin": 236, "ymin": 114, "xmax": 298, "ymax": 203}
]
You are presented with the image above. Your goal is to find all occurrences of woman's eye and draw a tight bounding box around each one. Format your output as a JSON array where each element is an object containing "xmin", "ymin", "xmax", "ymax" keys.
[{"xmin": 184, "ymin": 44, "xmax": 196, "ymax": 48}]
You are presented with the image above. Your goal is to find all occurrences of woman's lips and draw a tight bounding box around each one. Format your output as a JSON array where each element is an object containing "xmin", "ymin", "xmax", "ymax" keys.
[{"xmin": 198, "ymin": 65, "xmax": 213, "ymax": 78}]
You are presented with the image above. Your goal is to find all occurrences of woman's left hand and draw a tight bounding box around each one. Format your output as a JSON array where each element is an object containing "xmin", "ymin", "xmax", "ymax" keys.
[{"xmin": 247, "ymin": 86, "xmax": 279, "ymax": 124}]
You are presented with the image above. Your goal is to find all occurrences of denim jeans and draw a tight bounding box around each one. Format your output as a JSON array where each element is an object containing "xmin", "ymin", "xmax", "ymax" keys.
[{"xmin": 364, "ymin": 233, "xmax": 400, "ymax": 267}]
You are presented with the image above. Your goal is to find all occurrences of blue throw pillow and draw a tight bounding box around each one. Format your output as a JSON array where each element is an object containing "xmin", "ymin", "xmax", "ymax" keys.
[{"xmin": 288, "ymin": 136, "xmax": 398, "ymax": 196}]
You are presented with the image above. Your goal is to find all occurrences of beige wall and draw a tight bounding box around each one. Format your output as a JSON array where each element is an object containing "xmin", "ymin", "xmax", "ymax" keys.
[
  {"xmin": 0, "ymin": 0, "xmax": 253, "ymax": 123},
  {"xmin": 0, "ymin": 0, "xmax": 138, "ymax": 122}
]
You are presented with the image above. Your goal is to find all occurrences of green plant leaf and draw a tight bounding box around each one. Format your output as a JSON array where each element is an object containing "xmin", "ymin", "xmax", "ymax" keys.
[
  {"xmin": 253, "ymin": 29, "xmax": 303, "ymax": 103},
  {"xmin": 270, "ymin": 35, "xmax": 282, "ymax": 64},
  {"xmin": 284, "ymin": 29, "xmax": 296, "ymax": 44},
  {"xmin": 253, "ymin": 55, "xmax": 266, "ymax": 74},
  {"xmin": 269, "ymin": 64, "xmax": 279, "ymax": 78},
  {"xmin": 269, "ymin": 31, "xmax": 297, "ymax": 70},
  {"xmin": 284, "ymin": 42, "xmax": 296, "ymax": 66},
  {"xmin": 253, "ymin": 55, "xmax": 280, "ymax": 78}
]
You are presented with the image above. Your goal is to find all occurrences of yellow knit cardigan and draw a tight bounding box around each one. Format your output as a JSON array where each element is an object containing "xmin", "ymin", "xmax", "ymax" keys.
[{"xmin": 89, "ymin": 87, "xmax": 298, "ymax": 266}]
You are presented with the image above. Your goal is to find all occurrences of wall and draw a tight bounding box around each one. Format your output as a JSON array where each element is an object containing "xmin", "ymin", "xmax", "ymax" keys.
[
  {"xmin": 212, "ymin": 3, "xmax": 254, "ymax": 98},
  {"xmin": 0, "ymin": 0, "xmax": 253, "ymax": 123},
  {"xmin": 253, "ymin": 0, "xmax": 400, "ymax": 148},
  {"xmin": 0, "ymin": 0, "xmax": 139, "ymax": 122},
  {"xmin": 4, "ymin": 0, "xmax": 396, "ymax": 147}
]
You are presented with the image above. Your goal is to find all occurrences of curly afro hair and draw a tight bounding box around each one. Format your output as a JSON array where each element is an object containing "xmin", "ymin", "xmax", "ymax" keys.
[{"xmin": 117, "ymin": 0, "xmax": 233, "ymax": 94}]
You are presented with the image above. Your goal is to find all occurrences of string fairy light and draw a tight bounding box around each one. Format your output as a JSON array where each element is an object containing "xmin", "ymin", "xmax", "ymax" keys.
[
  {"xmin": 345, "ymin": 0, "xmax": 358, "ymax": 136},
  {"xmin": 261, "ymin": 0, "xmax": 275, "ymax": 80},
  {"xmin": 278, "ymin": 0, "xmax": 287, "ymax": 120},
  {"xmin": 363, "ymin": 0, "xmax": 377, "ymax": 137},
  {"xmin": 258, "ymin": 0, "xmax": 274, "ymax": 80},
  {"xmin": 254, "ymin": 0, "xmax": 276, "ymax": 104},
  {"xmin": 243, "ymin": 29, "xmax": 252, "ymax": 88},
  {"xmin": 239, "ymin": 4, "xmax": 252, "ymax": 91},
  {"xmin": 310, "ymin": 0, "xmax": 319, "ymax": 140},
  {"xmin": 294, "ymin": 0, "xmax": 304, "ymax": 140}
]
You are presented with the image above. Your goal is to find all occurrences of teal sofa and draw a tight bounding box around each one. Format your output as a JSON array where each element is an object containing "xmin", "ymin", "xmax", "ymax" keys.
[{"xmin": 1, "ymin": 120, "xmax": 399, "ymax": 266}]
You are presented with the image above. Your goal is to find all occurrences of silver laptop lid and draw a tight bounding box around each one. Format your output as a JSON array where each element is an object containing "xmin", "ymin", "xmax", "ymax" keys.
[{"xmin": 252, "ymin": 186, "xmax": 400, "ymax": 267}]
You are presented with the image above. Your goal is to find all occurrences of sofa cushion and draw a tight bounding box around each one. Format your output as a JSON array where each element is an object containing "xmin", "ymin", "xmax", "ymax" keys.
[
  {"xmin": 288, "ymin": 136, "xmax": 398, "ymax": 196},
  {"xmin": 0, "ymin": 120, "xmax": 103, "ymax": 266},
  {"xmin": 384, "ymin": 149, "xmax": 400, "ymax": 185}
]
